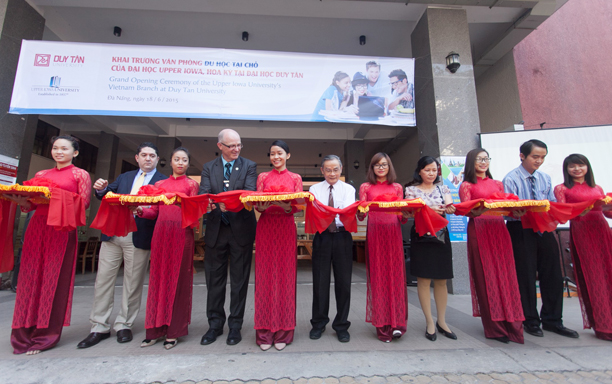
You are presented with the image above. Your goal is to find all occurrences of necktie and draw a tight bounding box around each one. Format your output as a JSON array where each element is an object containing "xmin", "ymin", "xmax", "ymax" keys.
[
  {"xmin": 223, "ymin": 163, "xmax": 232, "ymax": 192},
  {"xmin": 328, "ymin": 185, "xmax": 338, "ymax": 232},
  {"xmin": 528, "ymin": 175, "xmax": 543, "ymax": 236},
  {"xmin": 130, "ymin": 172, "xmax": 146, "ymax": 195},
  {"xmin": 528, "ymin": 175, "xmax": 537, "ymax": 200},
  {"xmin": 221, "ymin": 163, "xmax": 232, "ymax": 224}
]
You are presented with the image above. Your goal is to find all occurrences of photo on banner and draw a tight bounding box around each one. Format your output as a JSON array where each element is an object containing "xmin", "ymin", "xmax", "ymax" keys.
[
  {"xmin": 440, "ymin": 156, "xmax": 467, "ymax": 242},
  {"xmin": 10, "ymin": 41, "xmax": 415, "ymax": 128}
]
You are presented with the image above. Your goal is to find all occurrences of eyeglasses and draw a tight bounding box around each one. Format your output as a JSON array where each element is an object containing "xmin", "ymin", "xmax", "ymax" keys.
[
  {"xmin": 323, "ymin": 168, "xmax": 341, "ymax": 174},
  {"xmin": 475, "ymin": 157, "xmax": 491, "ymax": 163},
  {"xmin": 389, "ymin": 80, "xmax": 401, "ymax": 86},
  {"xmin": 354, "ymin": 84, "xmax": 367, "ymax": 89},
  {"xmin": 220, "ymin": 142, "xmax": 243, "ymax": 150},
  {"xmin": 374, "ymin": 163, "xmax": 389, "ymax": 169}
]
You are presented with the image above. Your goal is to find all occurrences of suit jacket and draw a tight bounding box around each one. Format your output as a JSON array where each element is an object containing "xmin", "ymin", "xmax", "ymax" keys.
[
  {"xmin": 97, "ymin": 169, "xmax": 167, "ymax": 249},
  {"xmin": 199, "ymin": 156, "xmax": 257, "ymax": 247}
]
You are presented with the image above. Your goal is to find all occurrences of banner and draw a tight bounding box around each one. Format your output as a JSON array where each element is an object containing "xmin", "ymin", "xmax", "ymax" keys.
[
  {"xmin": 440, "ymin": 156, "xmax": 468, "ymax": 242},
  {"xmin": 0, "ymin": 155, "xmax": 18, "ymax": 186},
  {"xmin": 9, "ymin": 41, "xmax": 415, "ymax": 127}
]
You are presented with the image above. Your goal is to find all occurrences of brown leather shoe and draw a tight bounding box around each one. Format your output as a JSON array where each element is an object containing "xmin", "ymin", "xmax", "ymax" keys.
[{"xmin": 116, "ymin": 329, "xmax": 133, "ymax": 343}]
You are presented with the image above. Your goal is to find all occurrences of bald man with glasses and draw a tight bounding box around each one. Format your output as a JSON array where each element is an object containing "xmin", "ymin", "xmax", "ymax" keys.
[{"xmin": 198, "ymin": 129, "xmax": 257, "ymax": 346}]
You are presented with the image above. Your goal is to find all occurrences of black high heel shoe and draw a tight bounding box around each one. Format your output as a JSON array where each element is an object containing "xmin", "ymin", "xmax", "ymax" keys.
[
  {"xmin": 436, "ymin": 323, "xmax": 458, "ymax": 340},
  {"xmin": 425, "ymin": 328, "xmax": 437, "ymax": 341},
  {"xmin": 491, "ymin": 336, "xmax": 510, "ymax": 344}
]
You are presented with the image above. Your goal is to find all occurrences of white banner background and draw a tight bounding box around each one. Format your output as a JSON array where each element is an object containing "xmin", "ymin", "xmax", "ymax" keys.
[{"xmin": 10, "ymin": 41, "xmax": 415, "ymax": 126}]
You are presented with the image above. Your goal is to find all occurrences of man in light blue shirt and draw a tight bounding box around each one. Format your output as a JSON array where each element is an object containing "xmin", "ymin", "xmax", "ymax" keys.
[{"xmin": 503, "ymin": 139, "xmax": 578, "ymax": 339}]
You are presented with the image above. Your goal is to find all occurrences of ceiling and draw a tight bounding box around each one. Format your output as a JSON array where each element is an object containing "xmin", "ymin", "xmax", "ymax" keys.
[{"xmin": 25, "ymin": 0, "xmax": 567, "ymax": 171}]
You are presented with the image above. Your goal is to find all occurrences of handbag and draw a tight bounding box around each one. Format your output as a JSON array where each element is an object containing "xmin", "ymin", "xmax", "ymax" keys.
[{"xmin": 415, "ymin": 186, "xmax": 448, "ymax": 244}]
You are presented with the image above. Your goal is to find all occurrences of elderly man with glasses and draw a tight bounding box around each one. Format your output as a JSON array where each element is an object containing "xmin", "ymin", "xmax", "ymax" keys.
[
  {"xmin": 198, "ymin": 129, "xmax": 258, "ymax": 346},
  {"xmin": 308, "ymin": 155, "xmax": 355, "ymax": 343}
]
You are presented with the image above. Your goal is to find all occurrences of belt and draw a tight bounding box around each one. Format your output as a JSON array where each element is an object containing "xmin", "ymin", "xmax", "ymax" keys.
[{"xmin": 325, "ymin": 226, "xmax": 346, "ymax": 234}]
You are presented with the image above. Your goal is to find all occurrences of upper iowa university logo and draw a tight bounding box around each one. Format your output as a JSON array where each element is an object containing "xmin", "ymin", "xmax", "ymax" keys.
[{"xmin": 50, "ymin": 76, "xmax": 61, "ymax": 88}]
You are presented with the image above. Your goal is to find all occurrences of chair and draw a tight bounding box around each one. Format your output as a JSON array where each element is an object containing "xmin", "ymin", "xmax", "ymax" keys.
[
  {"xmin": 80, "ymin": 237, "xmax": 100, "ymax": 274},
  {"xmin": 193, "ymin": 240, "xmax": 205, "ymax": 262}
]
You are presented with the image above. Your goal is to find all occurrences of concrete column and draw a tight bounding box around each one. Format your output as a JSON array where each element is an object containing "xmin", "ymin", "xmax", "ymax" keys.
[
  {"xmin": 87, "ymin": 132, "xmax": 119, "ymax": 238},
  {"xmin": 156, "ymin": 137, "xmax": 182, "ymax": 176},
  {"xmin": 0, "ymin": 0, "xmax": 44, "ymax": 183},
  {"xmin": 343, "ymin": 140, "xmax": 365, "ymax": 198},
  {"xmin": 411, "ymin": 8, "xmax": 481, "ymax": 294}
]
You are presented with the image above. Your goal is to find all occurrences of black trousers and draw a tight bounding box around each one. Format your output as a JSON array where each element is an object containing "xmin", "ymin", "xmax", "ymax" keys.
[
  {"xmin": 506, "ymin": 221, "xmax": 564, "ymax": 327},
  {"xmin": 204, "ymin": 222, "xmax": 253, "ymax": 330},
  {"xmin": 311, "ymin": 229, "xmax": 353, "ymax": 332}
]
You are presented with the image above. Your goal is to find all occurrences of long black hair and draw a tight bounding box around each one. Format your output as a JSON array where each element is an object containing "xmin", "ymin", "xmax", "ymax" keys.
[
  {"xmin": 366, "ymin": 152, "xmax": 396, "ymax": 184},
  {"xmin": 408, "ymin": 156, "xmax": 440, "ymax": 186},
  {"xmin": 464, "ymin": 148, "xmax": 493, "ymax": 184},
  {"xmin": 562, "ymin": 153, "xmax": 595, "ymax": 188}
]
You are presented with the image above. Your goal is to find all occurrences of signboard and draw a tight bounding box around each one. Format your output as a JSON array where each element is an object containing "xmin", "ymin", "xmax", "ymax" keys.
[
  {"xmin": 10, "ymin": 41, "xmax": 415, "ymax": 126},
  {"xmin": 440, "ymin": 156, "xmax": 468, "ymax": 242},
  {"xmin": 0, "ymin": 155, "xmax": 18, "ymax": 185}
]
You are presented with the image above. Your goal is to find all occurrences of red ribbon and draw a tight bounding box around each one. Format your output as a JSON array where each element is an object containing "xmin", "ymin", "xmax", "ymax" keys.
[{"xmin": 91, "ymin": 191, "xmax": 450, "ymax": 237}]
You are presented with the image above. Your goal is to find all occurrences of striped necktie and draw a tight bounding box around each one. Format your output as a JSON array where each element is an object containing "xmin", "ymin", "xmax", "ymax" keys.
[
  {"xmin": 130, "ymin": 172, "xmax": 146, "ymax": 195},
  {"xmin": 528, "ymin": 175, "xmax": 543, "ymax": 236},
  {"xmin": 328, "ymin": 185, "xmax": 337, "ymax": 232},
  {"xmin": 223, "ymin": 163, "xmax": 232, "ymax": 192},
  {"xmin": 221, "ymin": 163, "xmax": 232, "ymax": 224},
  {"xmin": 528, "ymin": 175, "xmax": 537, "ymax": 200}
]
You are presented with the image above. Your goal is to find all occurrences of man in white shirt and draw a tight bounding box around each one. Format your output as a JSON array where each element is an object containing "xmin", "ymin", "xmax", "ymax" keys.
[{"xmin": 308, "ymin": 155, "xmax": 355, "ymax": 343}]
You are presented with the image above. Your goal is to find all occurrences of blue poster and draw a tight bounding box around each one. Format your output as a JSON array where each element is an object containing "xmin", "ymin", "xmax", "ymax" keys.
[{"xmin": 440, "ymin": 156, "xmax": 467, "ymax": 242}]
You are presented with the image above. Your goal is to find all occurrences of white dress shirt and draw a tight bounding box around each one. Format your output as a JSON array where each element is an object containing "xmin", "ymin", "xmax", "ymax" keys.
[{"xmin": 309, "ymin": 180, "xmax": 356, "ymax": 228}]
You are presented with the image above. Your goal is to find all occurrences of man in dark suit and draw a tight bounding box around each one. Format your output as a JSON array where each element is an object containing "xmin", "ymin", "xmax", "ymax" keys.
[
  {"xmin": 77, "ymin": 142, "xmax": 167, "ymax": 349},
  {"xmin": 199, "ymin": 129, "xmax": 257, "ymax": 346}
]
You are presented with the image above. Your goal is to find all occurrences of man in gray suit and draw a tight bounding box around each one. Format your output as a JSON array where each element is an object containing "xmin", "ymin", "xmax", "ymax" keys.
[{"xmin": 199, "ymin": 129, "xmax": 257, "ymax": 346}]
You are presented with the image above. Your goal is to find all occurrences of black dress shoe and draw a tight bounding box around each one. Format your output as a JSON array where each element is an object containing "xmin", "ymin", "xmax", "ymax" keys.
[
  {"xmin": 337, "ymin": 330, "xmax": 350, "ymax": 343},
  {"xmin": 491, "ymin": 336, "xmax": 510, "ymax": 344},
  {"xmin": 436, "ymin": 323, "xmax": 458, "ymax": 340},
  {"xmin": 77, "ymin": 332, "xmax": 110, "ymax": 349},
  {"xmin": 116, "ymin": 329, "xmax": 133, "ymax": 343},
  {"xmin": 226, "ymin": 329, "xmax": 242, "ymax": 345},
  {"xmin": 200, "ymin": 328, "xmax": 223, "ymax": 345},
  {"xmin": 524, "ymin": 324, "xmax": 544, "ymax": 337},
  {"xmin": 542, "ymin": 323, "xmax": 579, "ymax": 338},
  {"xmin": 309, "ymin": 327, "xmax": 325, "ymax": 340},
  {"xmin": 425, "ymin": 329, "xmax": 437, "ymax": 341}
]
